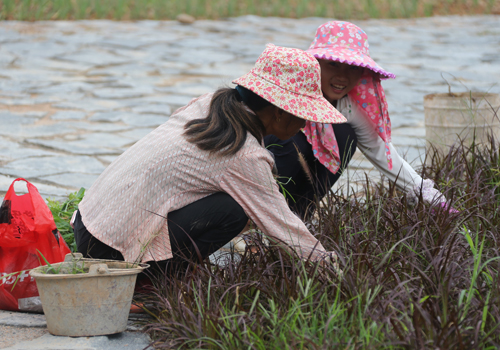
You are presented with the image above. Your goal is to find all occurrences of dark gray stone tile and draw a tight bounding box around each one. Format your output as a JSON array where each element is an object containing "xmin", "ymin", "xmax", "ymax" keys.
[
  {"xmin": 59, "ymin": 50, "xmax": 133, "ymax": 66},
  {"xmin": 0, "ymin": 137, "xmax": 59, "ymax": 162},
  {"xmin": 0, "ymin": 50, "xmax": 16, "ymax": 67},
  {"xmin": 50, "ymin": 111, "xmax": 87, "ymax": 120},
  {"xmin": 40, "ymin": 173, "xmax": 98, "ymax": 190},
  {"xmin": 119, "ymin": 128, "xmax": 155, "ymax": 140},
  {"xmin": 188, "ymin": 62, "xmax": 252, "ymax": 79},
  {"xmin": 120, "ymin": 114, "xmax": 168, "ymax": 127},
  {"xmin": 27, "ymin": 134, "xmax": 132, "ymax": 155},
  {"xmin": 129, "ymin": 104, "xmax": 171, "ymax": 115},
  {"xmin": 11, "ymin": 111, "xmax": 48, "ymax": 118},
  {"xmin": 27, "ymin": 57, "xmax": 94, "ymax": 72},
  {"xmin": 155, "ymin": 81, "xmax": 222, "ymax": 97},
  {"xmin": 86, "ymin": 63, "xmax": 152, "ymax": 78},
  {"xmin": 0, "ymin": 121, "xmax": 73, "ymax": 138},
  {"xmin": 168, "ymin": 48, "xmax": 235, "ymax": 65},
  {"xmin": 97, "ymin": 155, "xmax": 119, "ymax": 165},
  {"xmin": 0, "ymin": 310, "xmax": 46, "ymax": 328},
  {"xmin": 1, "ymin": 331, "xmax": 151, "ymax": 350},
  {"xmin": 0, "ymin": 175, "xmax": 16, "ymax": 195},
  {"xmin": 89, "ymin": 112, "xmax": 167, "ymax": 127},
  {"xmin": 96, "ymin": 38, "xmax": 146, "ymax": 50},
  {"xmin": 0, "ymin": 155, "xmax": 105, "ymax": 178},
  {"xmin": 92, "ymin": 87, "xmax": 154, "ymax": 99},
  {"xmin": 0, "ymin": 91, "xmax": 31, "ymax": 99},
  {"xmin": 0, "ymin": 41, "xmax": 68, "ymax": 59},
  {"xmin": 53, "ymin": 99, "xmax": 122, "ymax": 112},
  {"xmin": 0, "ymin": 111, "xmax": 49, "ymax": 134},
  {"xmin": 28, "ymin": 81, "xmax": 95, "ymax": 95},
  {"xmin": 0, "ymin": 97, "xmax": 60, "ymax": 106},
  {"xmin": 65, "ymin": 121, "xmax": 132, "ymax": 132},
  {"xmin": 137, "ymin": 94, "xmax": 194, "ymax": 109},
  {"xmin": 0, "ymin": 80, "xmax": 53, "ymax": 93},
  {"xmin": 89, "ymin": 111, "xmax": 133, "ymax": 122},
  {"xmin": 0, "ymin": 68, "xmax": 67, "ymax": 83}
]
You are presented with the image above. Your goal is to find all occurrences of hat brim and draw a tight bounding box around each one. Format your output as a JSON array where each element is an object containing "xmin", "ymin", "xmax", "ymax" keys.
[
  {"xmin": 232, "ymin": 72, "xmax": 346, "ymax": 124},
  {"xmin": 308, "ymin": 47, "xmax": 396, "ymax": 80}
]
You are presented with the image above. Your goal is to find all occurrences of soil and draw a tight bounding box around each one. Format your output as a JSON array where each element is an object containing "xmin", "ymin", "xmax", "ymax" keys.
[{"xmin": 0, "ymin": 325, "xmax": 48, "ymax": 349}]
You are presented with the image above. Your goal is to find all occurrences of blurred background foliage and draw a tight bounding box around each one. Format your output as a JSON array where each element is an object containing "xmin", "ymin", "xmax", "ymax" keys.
[{"xmin": 0, "ymin": 0, "xmax": 499, "ymax": 21}]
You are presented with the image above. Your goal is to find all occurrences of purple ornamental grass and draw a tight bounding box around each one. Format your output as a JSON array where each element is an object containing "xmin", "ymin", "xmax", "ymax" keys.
[{"xmin": 138, "ymin": 134, "xmax": 500, "ymax": 349}]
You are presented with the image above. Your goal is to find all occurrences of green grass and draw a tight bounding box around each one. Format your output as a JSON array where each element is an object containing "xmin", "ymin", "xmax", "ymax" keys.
[
  {"xmin": 46, "ymin": 187, "xmax": 85, "ymax": 252},
  {"xmin": 0, "ymin": 0, "xmax": 497, "ymax": 21}
]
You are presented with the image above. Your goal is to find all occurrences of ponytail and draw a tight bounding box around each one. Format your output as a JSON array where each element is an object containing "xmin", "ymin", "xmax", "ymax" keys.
[{"xmin": 184, "ymin": 87, "xmax": 269, "ymax": 156}]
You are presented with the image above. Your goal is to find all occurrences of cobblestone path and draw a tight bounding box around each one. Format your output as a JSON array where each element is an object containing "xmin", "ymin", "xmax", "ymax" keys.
[{"xmin": 0, "ymin": 15, "xmax": 499, "ymax": 199}]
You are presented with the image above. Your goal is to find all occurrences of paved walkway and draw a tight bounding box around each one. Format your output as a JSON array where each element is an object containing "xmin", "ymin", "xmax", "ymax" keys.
[
  {"xmin": 0, "ymin": 15, "xmax": 499, "ymax": 349},
  {"xmin": 0, "ymin": 310, "xmax": 151, "ymax": 349},
  {"xmin": 0, "ymin": 15, "xmax": 499, "ymax": 200}
]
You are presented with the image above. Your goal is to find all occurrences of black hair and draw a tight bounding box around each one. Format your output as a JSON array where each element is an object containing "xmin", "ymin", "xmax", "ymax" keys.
[{"xmin": 184, "ymin": 86, "xmax": 271, "ymax": 156}]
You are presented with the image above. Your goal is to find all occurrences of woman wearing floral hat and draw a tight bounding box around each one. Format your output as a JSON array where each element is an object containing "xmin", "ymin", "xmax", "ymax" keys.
[
  {"xmin": 265, "ymin": 21, "xmax": 451, "ymax": 219},
  {"xmin": 73, "ymin": 44, "xmax": 346, "ymax": 274}
]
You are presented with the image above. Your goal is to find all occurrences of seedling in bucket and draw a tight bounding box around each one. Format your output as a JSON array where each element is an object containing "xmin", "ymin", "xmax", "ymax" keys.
[{"xmin": 29, "ymin": 253, "xmax": 149, "ymax": 336}]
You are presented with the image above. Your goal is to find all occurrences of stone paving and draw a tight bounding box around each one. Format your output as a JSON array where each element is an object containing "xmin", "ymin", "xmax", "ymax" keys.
[
  {"xmin": 0, "ymin": 14, "xmax": 499, "ymax": 350},
  {"xmin": 0, "ymin": 15, "xmax": 499, "ymax": 200},
  {"xmin": 0, "ymin": 309, "xmax": 151, "ymax": 349}
]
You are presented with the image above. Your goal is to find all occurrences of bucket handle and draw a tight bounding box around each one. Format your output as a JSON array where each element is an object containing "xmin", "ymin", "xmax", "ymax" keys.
[
  {"xmin": 89, "ymin": 264, "xmax": 110, "ymax": 275},
  {"xmin": 64, "ymin": 252, "xmax": 83, "ymax": 262}
]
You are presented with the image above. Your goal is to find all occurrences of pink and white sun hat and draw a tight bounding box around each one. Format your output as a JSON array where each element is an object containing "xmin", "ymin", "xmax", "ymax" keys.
[
  {"xmin": 232, "ymin": 44, "xmax": 347, "ymax": 124},
  {"xmin": 307, "ymin": 21, "xmax": 395, "ymax": 79}
]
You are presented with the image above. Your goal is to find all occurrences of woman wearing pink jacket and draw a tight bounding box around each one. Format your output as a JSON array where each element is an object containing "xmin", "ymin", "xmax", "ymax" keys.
[{"xmin": 73, "ymin": 44, "xmax": 345, "ymax": 275}]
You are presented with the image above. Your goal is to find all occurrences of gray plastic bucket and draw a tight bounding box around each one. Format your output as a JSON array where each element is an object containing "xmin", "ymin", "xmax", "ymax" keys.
[
  {"xmin": 30, "ymin": 253, "xmax": 148, "ymax": 337},
  {"xmin": 424, "ymin": 92, "xmax": 500, "ymax": 158}
]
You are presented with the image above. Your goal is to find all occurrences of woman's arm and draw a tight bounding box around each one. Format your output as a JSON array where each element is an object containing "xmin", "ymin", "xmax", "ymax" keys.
[
  {"xmin": 346, "ymin": 100, "xmax": 446, "ymax": 204},
  {"xmin": 219, "ymin": 148, "xmax": 334, "ymax": 261}
]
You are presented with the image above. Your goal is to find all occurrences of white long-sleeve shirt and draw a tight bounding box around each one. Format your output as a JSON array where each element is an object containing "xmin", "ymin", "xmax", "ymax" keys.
[{"xmin": 337, "ymin": 96, "xmax": 444, "ymax": 203}]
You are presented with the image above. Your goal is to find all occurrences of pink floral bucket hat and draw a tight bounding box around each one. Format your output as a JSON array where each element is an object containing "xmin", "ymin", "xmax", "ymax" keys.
[
  {"xmin": 303, "ymin": 21, "xmax": 395, "ymax": 173},
  {"xmin": 233, "ymin": 44, "xmax": 347, "ymax": 124},
  {"xmin": 307, "ymin": 21, "xmax": 395, "ymax": 79}
]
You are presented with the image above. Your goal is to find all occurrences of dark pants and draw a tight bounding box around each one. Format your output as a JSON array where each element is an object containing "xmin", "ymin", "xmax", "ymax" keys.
[
  {"xmin": 74, "ymin": 192, "xmax": 248, "ymax": 275},
  {"xmin": 264, "ymin": 123, "xmax": 357, "ymax": 219}
]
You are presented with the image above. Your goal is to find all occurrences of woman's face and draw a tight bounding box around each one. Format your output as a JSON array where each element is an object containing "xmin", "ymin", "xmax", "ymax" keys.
[
  {"xmin": 272, "ymin": 111, "xmax": 307, "ymax": 141},
  {"xmin": 318, "ymin": 59, "xmax": 364, "ymax": 104}
]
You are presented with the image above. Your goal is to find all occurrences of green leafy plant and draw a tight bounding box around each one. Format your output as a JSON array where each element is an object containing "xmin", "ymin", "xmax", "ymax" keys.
[
  {"xmin": 266, "ymin": 143, "xmax": 296, "ymax": 203},
  {"xmin": 47, "ymin": 188, "xmax": 85, "ymax": 252},
  {"xmin": 36, "ymin": 250, "xmax": 87, "ymax": 275},
  {"xmin": 0, "ymin": 271, "xmax": 22, "ymax": 291}
]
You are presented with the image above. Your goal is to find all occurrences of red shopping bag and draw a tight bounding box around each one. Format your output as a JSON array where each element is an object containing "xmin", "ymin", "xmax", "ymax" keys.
[{"xmin": 0, "ymin": 178, "xmax": 71, "ymax": 312}]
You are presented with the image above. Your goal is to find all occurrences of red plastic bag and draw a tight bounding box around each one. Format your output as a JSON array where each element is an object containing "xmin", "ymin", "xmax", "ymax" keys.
[{"xmin": 0, "ymin": 178, "xmax": 71, "ymax": 312}]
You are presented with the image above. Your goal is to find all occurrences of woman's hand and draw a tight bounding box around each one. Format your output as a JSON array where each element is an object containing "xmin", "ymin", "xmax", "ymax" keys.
[{"xmin": 315, "ymin": 251, "xmax": 343, "ymax": 281}]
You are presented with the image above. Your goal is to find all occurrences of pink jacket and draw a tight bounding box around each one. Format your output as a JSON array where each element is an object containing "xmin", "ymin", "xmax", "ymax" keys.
[{"xmin": 79, "ymin": 93, "xmax": 330, "ymax": 263}]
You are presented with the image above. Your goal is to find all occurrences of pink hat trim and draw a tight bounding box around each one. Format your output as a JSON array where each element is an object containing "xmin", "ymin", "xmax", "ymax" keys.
[
  {"xmin": 306, "ymin": 20, "xmax": 396, "ymax": 80},
  {"xmin": 311, "ymin": 52, "xmax": 396, "ymax": 80}
]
